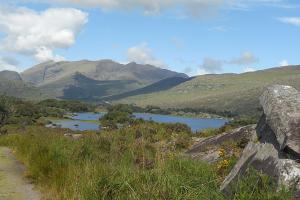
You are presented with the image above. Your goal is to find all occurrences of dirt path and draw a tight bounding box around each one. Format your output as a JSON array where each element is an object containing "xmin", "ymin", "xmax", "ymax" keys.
[{"xmin": 0, "ymin": 147, "xmax": 41, "ymax": 200}]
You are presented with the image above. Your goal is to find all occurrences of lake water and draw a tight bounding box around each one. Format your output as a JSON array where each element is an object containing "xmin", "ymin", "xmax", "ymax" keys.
[{"xmin": 47, "ymin": 112, "xmax": 228, "ymax": 132}]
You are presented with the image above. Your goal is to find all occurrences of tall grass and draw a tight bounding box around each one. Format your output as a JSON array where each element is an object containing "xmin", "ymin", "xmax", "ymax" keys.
[{"xmin": 0, "ymin": 125, "xmax": 292, "ymax": 200}]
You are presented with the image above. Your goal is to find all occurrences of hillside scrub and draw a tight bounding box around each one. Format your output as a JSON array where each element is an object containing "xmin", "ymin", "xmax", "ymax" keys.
[
  {"xmin": 0, "ymin": 96, "xmax": 96, "ymax": 126},
  {"xmin": 0, "ymin": 123, "xmax": 292, "ymax": 200}
]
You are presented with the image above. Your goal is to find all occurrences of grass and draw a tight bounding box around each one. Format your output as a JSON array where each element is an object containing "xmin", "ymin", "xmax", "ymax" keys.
[
  {"xmin": 117, "ymin": 66, "xmax": 300, "ymax": 116},
  {"xmin": 0, "ymin": 123, "xmax": 293, "ymax": 200}
]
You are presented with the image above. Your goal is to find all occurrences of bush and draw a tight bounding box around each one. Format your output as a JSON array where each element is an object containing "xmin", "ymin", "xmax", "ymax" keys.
[
  {"xmin": 0, "ymin": 96, "xmax": 11, "ymax": 130},
  {"xmin": 100, "ymin": 104, "xmax": 135, "ymax": 129}
]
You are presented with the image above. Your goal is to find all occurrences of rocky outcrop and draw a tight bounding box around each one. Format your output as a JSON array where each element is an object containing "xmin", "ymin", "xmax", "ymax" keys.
[
  {"xmin": 260, "ymin": 85, "xmax": 300, "ymax": 155},
  {"xmin": 220, "ymin": 85, "xmax": 300, "ymax": 197},
  {"xmin": 187, "ymin": 125, "xmax": 256, "ymax": 154},
  {"xmin": 186, "ymin": 125, "xmax": 256, "ymax": 163}
]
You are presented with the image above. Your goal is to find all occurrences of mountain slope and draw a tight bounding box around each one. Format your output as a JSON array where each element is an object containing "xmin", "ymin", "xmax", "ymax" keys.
[
  {"xmin": 0, "ymin": 71, "xmax": 45, "ymax": 99},
  {"xmin": 116, "ymin": 65, "xmax": 300, "ymax": 116},
  {"xmin": 39, "ymin": 72, "xmax": 144, "ymax": 101},
  {"xmin": 21, "ymin": 60, "xmax": 188, "ymax": 86},
  {"xmin": 0, "ymin": 71, "xmax": 22, "ymax": 81},
  {"xmin": 103, "ymin": 76, "xmax": 192, "ymax": 101}
]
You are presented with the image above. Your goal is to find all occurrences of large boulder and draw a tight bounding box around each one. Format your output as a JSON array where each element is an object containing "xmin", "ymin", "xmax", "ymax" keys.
[
  {"xmin": 220, "ymin": 142, "xmax": 300, "ymax": 196},
  {"xmin": 260, "ymin": 85, "xmax": 300, "ymax": 155},
  {"xmin": 221, "ymin": 85, "xmax": 300, "ymax": 197}
]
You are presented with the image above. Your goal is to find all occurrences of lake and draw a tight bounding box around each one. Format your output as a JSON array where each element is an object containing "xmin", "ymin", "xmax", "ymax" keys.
[{"xmin": 47, "ymin": 112, "xmax": 228, "ymax": 132}]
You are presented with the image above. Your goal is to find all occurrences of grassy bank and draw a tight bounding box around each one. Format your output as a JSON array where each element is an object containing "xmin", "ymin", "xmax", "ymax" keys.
[{"xmin": 0, "ymin": 123, "xmax": 292, "ymax": 200}]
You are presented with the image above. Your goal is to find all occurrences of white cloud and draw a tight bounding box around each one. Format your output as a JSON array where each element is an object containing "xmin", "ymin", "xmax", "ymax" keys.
[
  {"xmin": 198, "ymin": 57, "xmax": 223, "ymax": 74},
  {"xmin": 228, "ymin": 52, "xmax": 259, "ymax": 66},
  {"xmin": 35, "ymin": 47, "xmax": 66, "ymax": 62},
  {"xmin": 197, "ymin": 51, "xmax": 259, "ymax": 75},
  {"xmin": 279, "ymin": 59, "xmax": 289, "ymax": 66},
  {"xmin": 0, "ymin": 58, "xmax": 19, "ymax": 72},
  {"xmin": 17, "ymin": 0, "xmax": 229, "ymax": 18},
  {"xmin": 0, "ymin": 7, "xmax": 88, "ymax": 62},
  {"xmin": 278, "ymin": 17, "xmax": 300, "ymax": 27},
  {"xmin": 243, "ymin": 67, "xmax": 256, "ymax": 72},
  {"xmin": 127, "ymin": 43, "xmax": 166, "ymax": 68}
]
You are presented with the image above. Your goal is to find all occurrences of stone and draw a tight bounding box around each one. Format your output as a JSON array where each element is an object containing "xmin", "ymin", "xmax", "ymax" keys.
[
  {"xmin": 186, "ymin": 125, "xmax": 256, "ymax": 154},
  {"xmin": 221, "ymin": 85, "xmax": 300, "ymax": 197},
  {"xmin": 260, "ymin": 85, "xmax": 300, "ymax": 155},
  {"xmin": 186, "ymin": 125, "xmax": 256, "ymax": 164},
  {"xmin": 220, "ymin": 142, "xmax": 300, "ymax": 197}
]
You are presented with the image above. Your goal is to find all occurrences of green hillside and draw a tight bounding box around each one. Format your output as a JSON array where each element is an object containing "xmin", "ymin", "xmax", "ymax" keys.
[{"xmin": 116, "ymin": 66, "xmax": 300, "ymax": 116}]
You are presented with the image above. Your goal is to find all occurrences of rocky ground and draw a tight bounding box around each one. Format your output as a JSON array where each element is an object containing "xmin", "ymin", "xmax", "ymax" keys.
[{"xmin": 187, "ymin": 85, "xmax": 300, "ymax": 198}]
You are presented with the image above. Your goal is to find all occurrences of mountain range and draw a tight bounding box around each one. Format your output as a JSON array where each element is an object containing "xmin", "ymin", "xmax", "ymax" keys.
[
  {"xmin": 1, "ymin": 60, "xmax": 188, "ymax": 100},
  {"xmin": 0, "ymin": 60, "xmax": 299, "ymax": 116}
]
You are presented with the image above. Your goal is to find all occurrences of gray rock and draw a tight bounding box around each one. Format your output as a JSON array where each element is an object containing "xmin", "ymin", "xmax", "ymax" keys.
[
  {"xmin": 260, "ymin": 85, "xmax": 300, "ymax": 155},
  {"xmin": 189, "ymin": 149, "xmax": 221, "ymax": 163},
  {"xmin": 220, "ymin": 142, "xmax": 300, "ymax": 197},
  {"xmin": 221, "ymin": 85, "xmax": 300, "ymax": 197},
  {"xmin": 185, "ymin": 125, "xmax": 256, "ymax": 164},
  {"xmin": 186, "ymin": 125, "xmax": 256, "ymax": 154}
]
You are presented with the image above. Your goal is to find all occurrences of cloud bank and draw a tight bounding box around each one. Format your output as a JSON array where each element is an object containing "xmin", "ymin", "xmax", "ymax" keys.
[
  {"xmin": 198, "ymin": 52, "xmax": 259, "ymax": 74},
  {"xmin": 0, "ymin": 7, "xmax": 88, "ymax": 62},
  {"xmin": 17, "ymin": 0, "xmax": 295, "ymax": 18},
  {"xmin": 22, "ymin": 0, "xmax": 226, "ymax": 18}
]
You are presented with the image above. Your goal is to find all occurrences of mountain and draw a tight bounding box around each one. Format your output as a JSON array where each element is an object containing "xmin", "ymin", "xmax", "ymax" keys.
[
  {"xmin": 40, "ymin": 72, "xmax": 144, "ymax": 100},
  {"xmin": 0, "ymin": 71, "xmax": 45, "ymax": 99},
  {"xmin": 21, "ymin": 60, "xmax": 188, "ymax": 100},
  {"xmin": 103, "ymin": 76, "xmax": 193, "ymax": 101},
  {"xmin": 116, "ymin": 65, "xmax": 300, "ymax": 116},
  {"xmin": 0, "ymin": 70, "xmax": 22, "ymax": 81},
  {"xmin": 21, "ymin": 60, "xmax": 188, "ymax": 86}
]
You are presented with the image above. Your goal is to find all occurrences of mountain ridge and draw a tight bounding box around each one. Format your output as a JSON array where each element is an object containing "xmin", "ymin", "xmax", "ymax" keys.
[
  {"xmin": 18, "ymin": 59, "xmax": 188, "ymax": 100},
  {"xmin": 116, "ymin": 65, "xmax": 300, "ymax": 116},
  {"xmin": 21, "ymin": 60, "xmax": 188, "ymax": 86}
]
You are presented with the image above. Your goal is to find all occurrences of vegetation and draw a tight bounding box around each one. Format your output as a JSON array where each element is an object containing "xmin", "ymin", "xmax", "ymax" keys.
[
  {"xmin": 0, "ymin": 124, "xmax": 292, "ymax": 200},
  {"xmin": 0, "ymin": 96, "xmax": 95, "ymax": 126},
  {"xmin": 38, "ymin": 99, "xmax": 95, "ymax": 113},
  {"xmin": 0, "ymin": 96, "xmax": 10, "ymax": 133},
  {"xmin": 0, "ymin": 99, "xmax": 292, "ymax": 199},
  {"xmin": 100, "ymin": 104, "xmax": 135, "ymax": 129},
  {"xmin": 117, "ymin": 66, "xmax": 300, "ymax": 117}
]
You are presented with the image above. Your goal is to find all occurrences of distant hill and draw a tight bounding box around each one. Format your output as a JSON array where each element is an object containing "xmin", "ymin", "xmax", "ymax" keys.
[
  {"xmin": 103, "ymin": 76, "xmax": 192, "ymax": 101},
  {"xmin": 0, "ymin": 71, "xmax": 45, "ymax": 99},
  {"xmin": 116, "ymin": 65, "xmax": 300, "ymax": 116},
  {"xmin": 21, "ymin": 60, "xmax": 188, "ymax": 86},
  {"xmin": 21, "ymin": 60, "xmax": 188, "ymax": 100}
]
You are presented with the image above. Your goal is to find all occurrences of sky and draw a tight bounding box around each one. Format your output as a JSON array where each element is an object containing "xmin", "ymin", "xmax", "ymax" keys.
[{"xmin": 0, "ymin": 0, "xmax": 299, "ymax": 76}]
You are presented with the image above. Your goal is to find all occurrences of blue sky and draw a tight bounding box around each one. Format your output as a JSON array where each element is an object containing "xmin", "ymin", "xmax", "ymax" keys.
[{"xmin": 0, "ymin": 0, "xmax": 300, "ymax": 75}]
